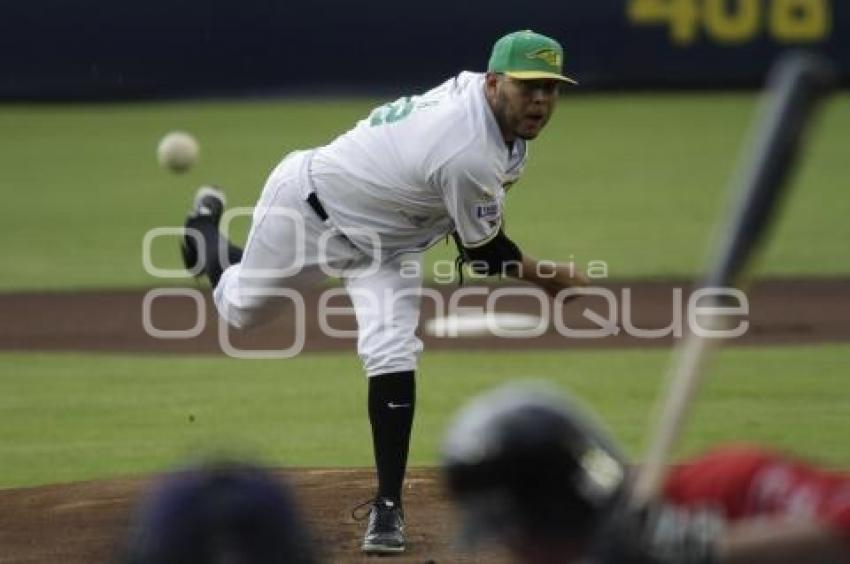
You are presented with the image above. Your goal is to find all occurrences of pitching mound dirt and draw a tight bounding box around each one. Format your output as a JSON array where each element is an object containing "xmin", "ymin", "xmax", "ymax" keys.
[{"xmin": 0, "ymin": 468, "xmax": 509, "ymax": 564}]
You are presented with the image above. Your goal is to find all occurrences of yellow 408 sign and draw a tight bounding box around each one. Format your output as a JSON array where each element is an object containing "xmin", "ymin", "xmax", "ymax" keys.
[{"xmin": 628, "ymin": 0, "xmax": 832, "ymax": 45}]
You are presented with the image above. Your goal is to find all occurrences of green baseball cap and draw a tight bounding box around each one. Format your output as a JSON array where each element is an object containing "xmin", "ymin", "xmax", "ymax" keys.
[{"xmin": 487, "ymin": 30, "xmax": 577, "ymax": 84}]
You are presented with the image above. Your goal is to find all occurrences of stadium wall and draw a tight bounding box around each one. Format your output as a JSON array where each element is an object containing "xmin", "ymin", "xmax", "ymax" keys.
[{"xmin": 1, "ymin": 0, "xmax": 847, "ymax": 100}]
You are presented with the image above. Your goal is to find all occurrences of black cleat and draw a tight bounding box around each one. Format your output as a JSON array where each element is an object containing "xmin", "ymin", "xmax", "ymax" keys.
[
  {"xmin": 181, "ymin": 186, "xmax": 226, "ymax": 275},
  {"xmin": 361, "ymin": 498, "xmax": 406, "ymax": 555}
]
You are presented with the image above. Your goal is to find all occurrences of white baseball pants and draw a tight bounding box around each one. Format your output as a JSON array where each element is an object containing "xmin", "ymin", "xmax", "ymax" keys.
[{"xmin": 213, "ymin": 150, "xmax": 423, "ymax": 376}]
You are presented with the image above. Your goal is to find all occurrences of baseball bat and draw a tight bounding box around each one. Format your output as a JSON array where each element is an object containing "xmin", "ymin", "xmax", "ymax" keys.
[{"xmin": 631, "ymin": 52, "xmax": 836, "ymax": 507}]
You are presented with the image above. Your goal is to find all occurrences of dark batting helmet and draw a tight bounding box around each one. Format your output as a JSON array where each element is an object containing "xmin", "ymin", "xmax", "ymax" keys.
[
  {"xmin": 124, "ymin": 460, "xmax": 317, "ymax": 564},
  {"xmin": 441, "ymin": 383, "xmax": 628, "ymax": 546}
]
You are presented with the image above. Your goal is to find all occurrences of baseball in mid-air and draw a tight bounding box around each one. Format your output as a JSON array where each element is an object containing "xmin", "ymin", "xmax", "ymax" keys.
[{"xmin": 157, "ymin": 131, "xmax": 199, "ymax": 173}]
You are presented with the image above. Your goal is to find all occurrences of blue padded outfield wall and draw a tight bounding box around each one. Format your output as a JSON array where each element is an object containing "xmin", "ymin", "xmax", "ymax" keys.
[{"xmin": 1, "ymin": 0, "xmax": 847, "ymax": 100}]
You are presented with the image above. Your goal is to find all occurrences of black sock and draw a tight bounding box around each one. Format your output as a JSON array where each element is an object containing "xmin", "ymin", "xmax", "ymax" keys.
[
  {"xmin": 368, "ymin": 370, "xmax": 415, "ymax": 506},
  {"xmin": 189, "ymin": 218, "xmax": 243, "ymax": 288}
]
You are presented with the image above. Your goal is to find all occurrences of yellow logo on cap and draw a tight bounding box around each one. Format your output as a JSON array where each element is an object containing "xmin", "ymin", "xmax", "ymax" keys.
[{"xmin": 526, "ymin": 48, "xmax": 561, "ymax": 68}]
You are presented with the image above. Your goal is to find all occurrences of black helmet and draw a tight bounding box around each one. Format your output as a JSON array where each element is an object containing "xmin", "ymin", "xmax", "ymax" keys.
[
  {"xmin": 441, "ymin": 383, "xmax": 628, "ymax": 546},
  {"xmin": 124, "ymin": 460, "xmax": 317, "ymax": 564}
]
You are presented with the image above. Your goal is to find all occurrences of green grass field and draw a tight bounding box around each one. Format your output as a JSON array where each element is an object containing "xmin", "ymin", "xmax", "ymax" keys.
[
  {"xmin": 2, "ymin": 345, "xmax": 848, "ymax": 488},
  {"xmin": 1, "ymin": 93, "xmax": 848, "ymax": 290},
  {"xmin": 1, "ymin": 94, "xmax": 848, "ymax": 490}
]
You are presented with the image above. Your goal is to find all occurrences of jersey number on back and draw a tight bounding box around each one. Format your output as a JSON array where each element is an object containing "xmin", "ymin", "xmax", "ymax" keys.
[{"xmin": 369, "ymin": 96, "xmax": 415, "ymax": 127}]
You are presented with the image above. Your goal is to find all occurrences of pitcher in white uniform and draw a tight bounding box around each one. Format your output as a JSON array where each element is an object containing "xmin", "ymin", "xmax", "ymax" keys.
[{"xmin": 180, "ymin": 30, "xmax": 586, "ymax": 555}]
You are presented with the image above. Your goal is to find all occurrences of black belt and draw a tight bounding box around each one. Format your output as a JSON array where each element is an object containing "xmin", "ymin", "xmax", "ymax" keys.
[
  {"xmin": 307, "ymin": 190, "xmax": 355, "ymax": 248},
  {"xmin": 307, "ymin": 192, "xmax": 329, "ymax": 221}
]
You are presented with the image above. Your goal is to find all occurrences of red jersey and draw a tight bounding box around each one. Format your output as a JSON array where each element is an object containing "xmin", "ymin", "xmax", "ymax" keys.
[{"xmin": 664, "ymin": 445, "xmax": 850, "ymax": 537}]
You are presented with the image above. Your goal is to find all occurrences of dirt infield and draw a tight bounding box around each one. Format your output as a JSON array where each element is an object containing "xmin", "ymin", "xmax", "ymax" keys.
[
  {"xmin": 0, "ymin": 467, "xmax": 509, "ymax": 564},
  {"xmin": 1, "ymin": 278, "xmax": 848, "ymax": 563},
  {"xmin": 1, "ymin": 278, "xmax": 849, "ymax": 354}
]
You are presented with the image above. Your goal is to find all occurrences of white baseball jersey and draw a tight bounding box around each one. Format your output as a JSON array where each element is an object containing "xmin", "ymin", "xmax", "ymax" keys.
[{"xmin": 309, "ymin": 71, "xmax": 528, "ymax": 260}]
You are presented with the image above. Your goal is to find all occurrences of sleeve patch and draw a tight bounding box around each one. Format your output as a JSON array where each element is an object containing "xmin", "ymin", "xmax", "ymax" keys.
[{"xmin": 473, "ymin": 201, "xmax": 500, "ymax": 220}]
